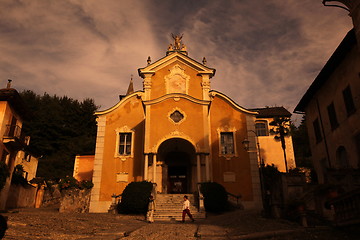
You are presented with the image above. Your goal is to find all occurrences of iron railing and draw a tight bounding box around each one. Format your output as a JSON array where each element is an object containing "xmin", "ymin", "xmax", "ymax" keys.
[{"xmin": 328, "ymin": 188, "xmax": 360, "ymax": 226}]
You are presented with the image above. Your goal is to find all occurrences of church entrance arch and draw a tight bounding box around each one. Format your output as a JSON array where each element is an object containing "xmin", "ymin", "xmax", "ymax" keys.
[{"xmin": 157, "ymin": 138, "xmax": 196, "ymax": 194}]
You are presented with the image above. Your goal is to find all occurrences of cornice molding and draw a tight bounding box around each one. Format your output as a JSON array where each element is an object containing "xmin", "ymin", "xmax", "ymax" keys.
[
  {"xmin": 95, "ymin": 91, "xmax": 144, "ymax": 116},
  {"xmin": 209, "ymin": 91, "xmax": 258, "ymax": 115},
  {"xmin": 143, "ymin": 93, "xmax": 210, "ymax": 106}
]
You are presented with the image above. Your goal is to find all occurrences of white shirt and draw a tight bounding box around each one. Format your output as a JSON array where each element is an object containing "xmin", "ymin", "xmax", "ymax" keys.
[{"xmin": 183, "ymin": 199, "xmax": 190, "ymax": 210}]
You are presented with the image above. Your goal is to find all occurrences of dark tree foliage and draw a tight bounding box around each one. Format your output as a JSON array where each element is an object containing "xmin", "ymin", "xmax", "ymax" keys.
[
  {"xmin": 291, "ymin": 115, "xmax": 312, "ymax": 168},
  {"xmin": 20, "ymin": 90, "xmax": 99, "ymax": 179}
]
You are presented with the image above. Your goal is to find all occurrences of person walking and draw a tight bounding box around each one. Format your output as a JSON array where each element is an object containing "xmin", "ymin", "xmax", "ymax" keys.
[
  {"xmin": 147, "ymin": 195, "xmax": 155, "ymax": 223},
  {"xmin": 182, "ymin": 195, "xmax": 194, "ymax": 222}
]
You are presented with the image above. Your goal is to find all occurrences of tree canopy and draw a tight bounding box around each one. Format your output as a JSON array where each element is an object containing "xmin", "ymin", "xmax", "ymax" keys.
[
  {"xmin": 291, "ymin": 115, "xmax": 312, "ymax": 168},
  {"xmin": 20, "ymin": 90, "xmax": 99, "ymax": 179}
]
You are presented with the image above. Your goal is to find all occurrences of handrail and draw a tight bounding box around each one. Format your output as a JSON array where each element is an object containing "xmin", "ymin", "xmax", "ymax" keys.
[
  {"xmin": 227, "ymin": 192, "xmax": 242, "ymax": 207},
  {"xmin": 108, "ymin": 193, "xmax": 122, "ymax": 213}
]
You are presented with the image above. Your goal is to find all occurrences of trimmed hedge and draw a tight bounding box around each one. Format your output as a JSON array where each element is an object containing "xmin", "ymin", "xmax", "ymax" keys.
[
  {"xmin": 200, "ymin": 182, "xmax": 229, "ymax": 212},
  {"xmin": 117, "ymin": 181, "xmax": 153, "ymax": 214}
]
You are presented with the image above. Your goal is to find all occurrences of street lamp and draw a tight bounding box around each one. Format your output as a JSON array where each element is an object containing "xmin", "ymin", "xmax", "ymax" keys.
[{"xmin": 242, "ymin": 130, "xmax": 263, "ymax": 167}]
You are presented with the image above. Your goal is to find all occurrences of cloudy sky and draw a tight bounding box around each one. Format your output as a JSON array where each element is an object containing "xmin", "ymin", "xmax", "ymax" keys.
[{"xmin": 0, "ymin": 0, "xmax": 352, "ymax": 124}]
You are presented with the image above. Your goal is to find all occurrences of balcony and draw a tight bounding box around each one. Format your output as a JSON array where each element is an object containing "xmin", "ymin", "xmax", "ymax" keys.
[{"xmin": 2, "ymin": 124, "xmax": 27, "ymax": 150}]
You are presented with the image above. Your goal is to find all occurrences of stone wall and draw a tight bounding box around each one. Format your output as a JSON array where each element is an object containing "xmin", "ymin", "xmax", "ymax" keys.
[
  {"xmin": 59, "ymin": 188, "xmax": 91, "ymax": 213},
  {"xmin": 41, "ymin": 185, "xmax": 61, "ymax": 208},
  {"xmin": 5, "ymin": 184, "xmax": 37, "ymax": 209}
]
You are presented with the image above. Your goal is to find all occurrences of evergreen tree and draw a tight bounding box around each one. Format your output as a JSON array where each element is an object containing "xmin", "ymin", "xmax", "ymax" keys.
[
  {"xmin": 291, "ymin": 115, "xmax": 312, "ymax": 168},
  {"xmin": 20, "ymin": 90, "xmax": 99, "ymax": 179}
]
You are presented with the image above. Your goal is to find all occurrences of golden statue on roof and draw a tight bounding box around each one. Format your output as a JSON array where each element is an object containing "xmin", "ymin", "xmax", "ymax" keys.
[
  {"xmin": 167, "ymin": 33, "xmax": 187, "ymax": 55},
  {"xmin": 172, "ymin": 33, "xmax": 183, "ymax": 50}
]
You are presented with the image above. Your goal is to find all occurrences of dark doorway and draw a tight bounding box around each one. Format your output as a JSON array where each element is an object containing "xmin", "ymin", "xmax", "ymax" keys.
[
  {"xmin": 168, "ymin": 166, "xmax": 187, "ymax": 193},
  {"xmin": 166, "ymin": 151, "xmax": 190, "ymax": 193},
  {"xmin": 158, "ymin": 138, "xmax": 195, "ymax": 194}
]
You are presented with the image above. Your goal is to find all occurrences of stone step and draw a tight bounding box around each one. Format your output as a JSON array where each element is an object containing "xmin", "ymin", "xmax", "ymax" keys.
[
  {"xmin": 154, "ymin": 212, "xmax": 205, "ymax": 217},
  {"xmin": 150, "ymin": 194, "xmax": 205, "ymax": 221},
  {"xmin": 154, "ymin": 212, "xmax": 206, "ymax": 220},
  {"xmin": 154, "ymin": 209, "xmax": 199, "ymax": 213}
]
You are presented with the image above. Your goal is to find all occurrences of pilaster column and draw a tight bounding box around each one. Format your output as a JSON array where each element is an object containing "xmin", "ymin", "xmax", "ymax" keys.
[
  {"xmin": 153, "ymin": 154, "xmax": 157, "ymax": 184},
  {"xmin": 144, "ymin": 154, "xmax": 148, "ymax": 181},
  {"xmin": 205, "ymin": 154, "xmax": 210, "ymax": 182},
  {"xmin": 143, "ymin": 73, "xmax": 154, "ymax": 100},
  {"xmin": 200, "ymin": 74, "xmax": 211, "ymax": 100},
  {"xmin": 197, "ymin": 154, "xmax": 201, "ymax": 183}
]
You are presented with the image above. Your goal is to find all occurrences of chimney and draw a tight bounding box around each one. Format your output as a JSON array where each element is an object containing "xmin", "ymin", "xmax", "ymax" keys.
[{"xmin": 7, "ymin": 79, "xmax": 12, "ymax": 88}]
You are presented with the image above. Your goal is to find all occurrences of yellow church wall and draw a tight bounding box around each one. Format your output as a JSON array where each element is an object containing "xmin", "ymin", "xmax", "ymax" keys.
[
  {"xmin": 209, "ymin": 96, "xmax": 254, "ymax": 200},
  {"xmin": 149, "ymin": 61, "xmax": 203, "ymax": 100},
  {"xmin": 97, "ymin": 95, "xmax": 145, "ymax": 201},
  {"xmin": 147, "ymin": 98, "xmax": 207, "ymax": 151}
]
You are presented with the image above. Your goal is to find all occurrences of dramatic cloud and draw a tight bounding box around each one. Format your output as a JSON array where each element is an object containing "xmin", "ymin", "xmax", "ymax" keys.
[{"xmin": 0, "ymin": 0, "xmax": 352, "ymax": 124}]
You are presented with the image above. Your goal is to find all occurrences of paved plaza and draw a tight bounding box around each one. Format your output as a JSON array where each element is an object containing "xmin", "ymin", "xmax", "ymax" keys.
[{"xmin": 1, "ymin": 208, "xmax": 358, "ymax": 240}]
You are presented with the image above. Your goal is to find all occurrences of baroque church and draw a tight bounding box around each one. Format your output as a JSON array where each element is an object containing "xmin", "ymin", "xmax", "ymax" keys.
[{"xmin": 74, "ymin": 35, "xmax": 295, "ymax": 213}]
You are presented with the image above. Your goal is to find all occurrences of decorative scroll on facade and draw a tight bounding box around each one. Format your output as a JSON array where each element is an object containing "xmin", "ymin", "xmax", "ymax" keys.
[{"xmin": 165, "ymin": 64, "xmax": 190, "ymax": 94}]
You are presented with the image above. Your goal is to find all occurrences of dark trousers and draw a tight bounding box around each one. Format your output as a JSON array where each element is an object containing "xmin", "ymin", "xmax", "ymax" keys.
[{"xmin": 182, "ymin": 209, "xmax": 194, "ymax": 221}]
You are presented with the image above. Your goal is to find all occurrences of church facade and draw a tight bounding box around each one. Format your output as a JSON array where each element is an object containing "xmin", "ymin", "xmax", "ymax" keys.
[{"xmin": 76, "ymin": 36, "xmax": 297, "ymax": 213}]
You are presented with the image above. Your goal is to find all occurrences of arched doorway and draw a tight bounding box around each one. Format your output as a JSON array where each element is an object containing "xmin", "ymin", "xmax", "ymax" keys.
[
  {"xmin": 336, "ymin": 146, "xmax": 349, "ymax": 169},
  {"xmin": 157, "ymin": 138, "xmax": 196, "ymax": 194}
]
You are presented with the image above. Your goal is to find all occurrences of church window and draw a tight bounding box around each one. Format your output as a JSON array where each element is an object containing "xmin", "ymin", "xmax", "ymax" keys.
[
  {"xmin": 220, "ymin": 132, "xmax": 234, "ymax": 155},
  {"xmin": 327, "ymin": 102, "xmax": 339, "ymax": 130},
  {"xmin": 313, "ymin": 118, "xmax": 322, "ymax": 143},
  {"xmin": 255, "ymin": 121, "xmax": 268, "ymax": 136},
  {"xmin": 342, "ymin": 85, "xmax": 356, "ymax": 116},
  {"xmin": 335, "ymin": 146, "xmax": 349, "ymax": 169},
  {"xmin": 119, "ymin": 132, "xmax": 132, "ymax": 155},
  {"xmin": 170, "ymin": 110, "xmax": 184, "ymax": 123}
]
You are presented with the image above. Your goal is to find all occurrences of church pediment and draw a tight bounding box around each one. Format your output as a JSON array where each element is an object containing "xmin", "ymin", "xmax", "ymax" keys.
[
  {"xmin": 143, "ymin": 93, "xmax": 210, "ymax": 106},
  {"xmin": 138, "ymin": 35, "xmax": 216, "ymax": 101},
  {"xmin": 139, "ymin": 34, "xmax": 215, "ymax": 78},
  {"xmin": 138, "ymin": 51, "xmax": 215, "ymax": 78}
]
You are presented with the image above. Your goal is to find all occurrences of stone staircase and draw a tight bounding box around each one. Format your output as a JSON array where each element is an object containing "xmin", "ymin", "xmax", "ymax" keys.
[{"xmin": 153, "ymin": 194, "xmax": 206, "ymax": 221}]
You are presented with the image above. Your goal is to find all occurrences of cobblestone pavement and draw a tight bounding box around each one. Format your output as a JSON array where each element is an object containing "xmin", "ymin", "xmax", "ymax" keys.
[{"xmin": 1, "ymin": 208, "xmax": 359, "ymax": 240}]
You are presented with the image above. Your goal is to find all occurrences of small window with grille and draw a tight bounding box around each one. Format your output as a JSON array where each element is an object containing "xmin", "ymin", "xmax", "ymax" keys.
[
  {"xmin": 255, "ymin": 121, "xmax": 269, "ymax": 136},
  {"xmin": 119, "ymin": 132, "xmax": 132, "ymax": 155},
  {"xmin": 220, "ymin": 132, "xmax": 235, "ymax": 155}
]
